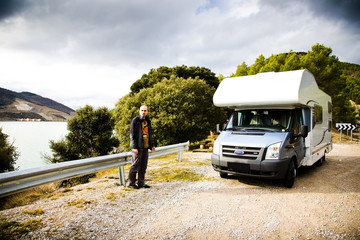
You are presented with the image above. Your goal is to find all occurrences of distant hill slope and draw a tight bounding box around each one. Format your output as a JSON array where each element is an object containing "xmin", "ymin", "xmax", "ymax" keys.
[{"xmin": 0, "ymin": 87, "xmax": 75, "ymax": 121}]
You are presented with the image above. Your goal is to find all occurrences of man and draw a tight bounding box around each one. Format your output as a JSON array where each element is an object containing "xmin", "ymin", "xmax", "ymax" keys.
[{"xmin": 127, "ymin": 105, "xmax": 156, "ymax": 189}]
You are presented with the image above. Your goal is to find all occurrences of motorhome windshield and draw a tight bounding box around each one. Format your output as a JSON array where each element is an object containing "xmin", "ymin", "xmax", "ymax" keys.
[{"xmin": 226, "ymin": 109, "xmax": 292, "ymax": 132}]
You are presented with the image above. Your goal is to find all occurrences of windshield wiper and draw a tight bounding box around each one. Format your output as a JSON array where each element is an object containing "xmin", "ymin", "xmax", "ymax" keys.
[
  {"xmin": 225, "ymin": 127, "xmax": 247, "ymax": 132},
  {"xmin": 243, "ymin": 128, "xmax": 276, "ymax": 132}
]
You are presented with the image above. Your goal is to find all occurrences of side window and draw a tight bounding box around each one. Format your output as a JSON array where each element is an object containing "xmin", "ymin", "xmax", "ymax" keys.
[
  {"xmin": 316, "ymin": 105, "xmax": 323, "ymax": 124},
  {"xmin": 312, "ymin": 105, "xmax": 323, "ymax": 128}
]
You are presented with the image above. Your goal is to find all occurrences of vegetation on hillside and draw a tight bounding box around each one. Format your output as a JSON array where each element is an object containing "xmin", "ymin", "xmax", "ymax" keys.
[
  {"xmin": 0, "ymin": 128, "xmax": 19, "ymax": 173},
  {"xmin": 341, "ymin": 62, "xmax": 360, "ymax": 104},
  {"xmin": 130, "ymin": 65, "xmax": 219, "ymax": 94}
]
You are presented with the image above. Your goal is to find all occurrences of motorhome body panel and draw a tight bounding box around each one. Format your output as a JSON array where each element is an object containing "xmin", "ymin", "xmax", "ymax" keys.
[{"xmin": 302, "ymin": 98, "xmax": 332, "ymax": 166}]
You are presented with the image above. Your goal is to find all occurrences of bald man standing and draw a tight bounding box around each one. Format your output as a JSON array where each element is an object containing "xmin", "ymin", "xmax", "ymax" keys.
[{"xmin": 127, "ymin": 105, "xmax": 156, "ymax": 189}]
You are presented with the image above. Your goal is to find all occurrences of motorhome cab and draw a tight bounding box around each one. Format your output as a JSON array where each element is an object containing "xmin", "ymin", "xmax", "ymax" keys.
[{"xmin": 211, "ymin": 69, "xmax": 332, "ymax": 188}]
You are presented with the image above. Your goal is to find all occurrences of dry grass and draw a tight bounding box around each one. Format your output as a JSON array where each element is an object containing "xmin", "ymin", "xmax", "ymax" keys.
[
  {"xmin": 0, "ymin": 182, "xmax": 61, "ymax": 210},
  {"xmin": 66, "ymin": 199, "xmax": 92, "ymax": 208},
  {"xmin": 0, "ymin": 219, "xmax": 43, "ymax": 239},
  {"xmin": 21, "ymin": 208, "xmax": 44, "ymax": 216},
  {"xmin": 105, "ymin": 192, "xmax": 117, "ymax": 201},
  {"xmin": 332, "ymin": 129, "xmax": 359, "ymax": 144},
  {"xmin": 146, "ymin": 152, "xmax": 214, "ymax": 182}
]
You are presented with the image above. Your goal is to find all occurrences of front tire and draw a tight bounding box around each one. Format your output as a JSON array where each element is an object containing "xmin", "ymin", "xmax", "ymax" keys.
[
  {"xmin": 283, "ymin": 160, "xmax": 296, "ymax": 188},
  {"xmin": 220, "ymin": 172, "xmax": 228, "ymax": 178}
]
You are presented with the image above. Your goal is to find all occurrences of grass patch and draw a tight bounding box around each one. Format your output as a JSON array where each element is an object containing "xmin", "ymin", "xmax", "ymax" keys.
[
  {"xmin": 66, "ymin": 198, "xmax": 91, "ymax": 208},
  {"xmin": 48, "ymin": 192, "xmax": 65, "ymax": 201},
  {"xmin": 148, "ymin": 166, "xmax": 212, "ymax": 182},
  {"xmin": 21, "ymin": 208, "xmax": 44, "ymax": 216},
  {"xmin": 332, "ymin": 129, "xmax": 359, "ymax": 143},
  {"xmin": 96, "ymin": 167, "xmax": 119, "ymax": 178},
  {"xmin": 0, "ymin": 219, "xmax": 43, "ymax": 239},
  {"xmin": 106, "ymin": 192, "xmax": 117, "ymax": 201},
  {"xmin": 146, "ymin": 152, "xmax": 213, "ymax": 182},
  {"xmin": 62, "ymin": 188, "xmax": 73, "ymax": 193}
]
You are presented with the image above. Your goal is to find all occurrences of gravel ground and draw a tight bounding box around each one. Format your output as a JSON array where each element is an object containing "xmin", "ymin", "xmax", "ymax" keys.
[{"xmin": 1, "ymin": 143, "xmax": 359, "ymax": 239}]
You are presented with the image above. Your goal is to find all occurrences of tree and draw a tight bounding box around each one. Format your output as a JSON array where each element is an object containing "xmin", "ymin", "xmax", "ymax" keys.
[
  {"xmin": 281, "ymin": 51, "xmax": 301, "ymax": 71},
  {"xmin": 231, "ymin": 62, "xmax": 249, "ymax": 77},
  {"xmin": 248, "ymin": 54, "xmax": 266, "ymax": 75},
  {"xmin": 0, "ymin": 128, "xmax": 19, "ymax": 172},
  {"xmin": 341, "ymin": 62, "xmax": 360, "ymax": 104},
  {"xmin": 300, "ymin": 44, "xmax": 343, "ymax": 95},
  {"xmin": 49, "ymin": 105, "xmax": 120, "ymax": 163},
  {"xmin": 130, "ymin": 65, "xmax": 219, "ymax": 93},
  {"xmin": 114, "ymin": 76, "xmax": 227, "ymax": 150}
]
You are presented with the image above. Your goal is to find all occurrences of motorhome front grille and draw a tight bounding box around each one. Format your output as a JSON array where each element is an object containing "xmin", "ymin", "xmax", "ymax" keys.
[{"xmin": 222, "ymin": 145, "xmax": 261, "ymax": 160}]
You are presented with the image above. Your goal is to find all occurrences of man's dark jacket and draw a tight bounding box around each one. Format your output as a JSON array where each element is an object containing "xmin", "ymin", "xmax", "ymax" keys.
[{"xmin": 130, "ymin": 115, "xmax": 155, "ymax": 150}]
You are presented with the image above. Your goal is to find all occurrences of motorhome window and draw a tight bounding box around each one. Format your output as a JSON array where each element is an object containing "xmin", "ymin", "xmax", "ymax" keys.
[
  {"xmin": 226, "ymin": 109, "xmax": 292, "ymax": 132},
  {"xmin": 315, "ymin": 105, "xmax": 323, "ymax": 124},
  {"xmin": 312, "ymin": 105, "xmax": 323, "ymax": 128}
]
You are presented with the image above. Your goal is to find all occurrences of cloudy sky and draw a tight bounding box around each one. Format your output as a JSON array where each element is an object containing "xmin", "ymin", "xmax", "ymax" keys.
[{"xmin": 1, "ymin": 0, "xmax": 359, "ymax": 110}]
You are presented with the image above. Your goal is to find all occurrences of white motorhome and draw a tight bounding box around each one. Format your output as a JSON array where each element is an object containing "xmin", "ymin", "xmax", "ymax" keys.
[{"xmin": 211, "ymin": 69, "xmax": 332, "ymax": 187}]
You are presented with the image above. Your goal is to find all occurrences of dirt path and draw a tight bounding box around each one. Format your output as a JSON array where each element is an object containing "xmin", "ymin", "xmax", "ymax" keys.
[
  {"xmin": 1, "ymin": 143, "xmax": 359, "ymax": 239},
  {"xmin": 130, "ymin": 143, "xmax": 360, "ymax": 239}
]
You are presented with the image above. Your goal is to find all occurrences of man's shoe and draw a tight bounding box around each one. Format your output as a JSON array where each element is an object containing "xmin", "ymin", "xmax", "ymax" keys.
[
  {"xmin": 127, "ymin": 184, "xmax": 139, "ymax": 189},
  {"xmin": 139, "ymin": 184, "xmax": 151, "ymax": 188}
]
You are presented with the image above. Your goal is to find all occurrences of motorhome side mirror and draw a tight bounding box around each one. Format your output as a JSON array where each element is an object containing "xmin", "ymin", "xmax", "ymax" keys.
[
  {"xmin": 300, "ymin": 125, "xmax": 308, "ymax": 138},
  {"xmin": 292, "ymin": 125, "xmax": 308, "ymax": 139},
  {"xmin": 216, "ymin": 124, "xmax": 221, "ymax": 133}
]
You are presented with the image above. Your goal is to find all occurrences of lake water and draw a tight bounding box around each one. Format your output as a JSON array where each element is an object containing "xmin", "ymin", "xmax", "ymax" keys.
[{"xmin": 0, "ymin": 121, "xmax": 68, "ymax": 170}]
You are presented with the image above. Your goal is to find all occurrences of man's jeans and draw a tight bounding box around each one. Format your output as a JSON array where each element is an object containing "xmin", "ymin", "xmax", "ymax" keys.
[{"xmin": 128, "ymin": 149, "xmax": 149, "ymax": 186}]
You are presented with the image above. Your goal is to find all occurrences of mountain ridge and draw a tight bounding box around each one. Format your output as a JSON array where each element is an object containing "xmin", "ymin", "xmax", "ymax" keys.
[{"xmin": 0, "ymin": 87, "xmax": 75, "ymax": 121}]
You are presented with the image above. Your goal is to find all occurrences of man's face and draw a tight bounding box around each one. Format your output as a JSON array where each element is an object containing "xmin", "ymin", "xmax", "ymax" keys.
[{"xmin": 139, "ymin": 106, "xmax": 148, "ymax": 118}]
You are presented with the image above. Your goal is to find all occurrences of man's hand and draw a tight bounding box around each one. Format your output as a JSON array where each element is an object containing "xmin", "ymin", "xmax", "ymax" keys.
[
  {"xmin": 133, "ymin": 149, "xmax": 138, "ymax": 155},
  {"xmin": 152, "ymin": 147, "xmax": 155, "ymax": 152}
]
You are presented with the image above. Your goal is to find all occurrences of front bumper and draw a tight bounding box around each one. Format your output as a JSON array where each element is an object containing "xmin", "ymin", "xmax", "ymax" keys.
[{"xmin": 211, "ymin": 153, "xmax": 290, "ymax": 179}]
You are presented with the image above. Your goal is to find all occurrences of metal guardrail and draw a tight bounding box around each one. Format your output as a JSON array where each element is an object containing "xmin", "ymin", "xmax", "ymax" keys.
[{"xmin": 0, "ymin": 141, "xmax": 189, "ymax": 197}]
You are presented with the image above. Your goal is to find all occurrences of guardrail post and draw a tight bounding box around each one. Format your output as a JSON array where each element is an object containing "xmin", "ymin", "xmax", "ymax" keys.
[
  {"xmin": 119, "ymin": 165, "xmax": 126, "ymax": 186},
  {"xmin": 178, "ymin": 151, "xmax": 182, "ymax": 162}
]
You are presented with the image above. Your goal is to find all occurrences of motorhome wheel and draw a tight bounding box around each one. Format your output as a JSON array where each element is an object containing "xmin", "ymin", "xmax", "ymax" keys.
[
  {"xmin": 220, "ymin": 172, "xmax": 228, "ymax": 178},
  {"xmin": 283, "ymin": 160, "xmax": 296, "ymax": 188},
  {"xmin": 315, "ymin": 155, "xmax": 325, "ymax": 166}
]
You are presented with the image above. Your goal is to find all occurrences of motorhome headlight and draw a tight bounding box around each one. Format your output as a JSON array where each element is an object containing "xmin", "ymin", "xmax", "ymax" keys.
[
  {"xmin": 265, "ymin": 142, "xmax": 281, "ymax": 159},
  {"xmin": 213, "ymin": 139, "xmax": 220, "ymax": 155}
]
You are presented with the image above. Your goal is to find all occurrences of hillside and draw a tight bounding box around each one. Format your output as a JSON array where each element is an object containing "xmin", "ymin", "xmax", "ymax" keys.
[{"xmin": 0, "ymin": 87, "xmax": 75, "ymax": 121}]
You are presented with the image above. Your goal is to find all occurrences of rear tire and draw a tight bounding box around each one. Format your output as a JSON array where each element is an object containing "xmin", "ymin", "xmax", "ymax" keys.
[
  {"xmin": 283, "ymin": 160, "xmax": 296, "ymax": 188},
  {"xmin": 315, "ymin": 155, "xmax": 325, "ymax": 166}
]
